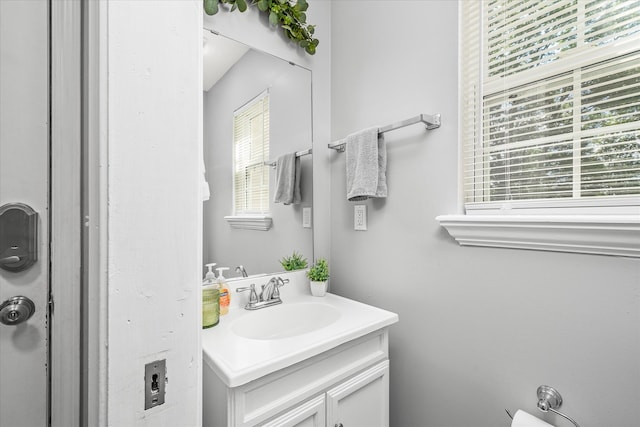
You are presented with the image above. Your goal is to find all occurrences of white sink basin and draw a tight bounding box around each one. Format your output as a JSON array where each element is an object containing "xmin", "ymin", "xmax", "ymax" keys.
[
  {"xmin": 202, "ymin": 271, "xmax": 398, "ymax": 388},
  {"xmin": 230, "ymin": 302, "xmax": 341, "ymax": 340}
]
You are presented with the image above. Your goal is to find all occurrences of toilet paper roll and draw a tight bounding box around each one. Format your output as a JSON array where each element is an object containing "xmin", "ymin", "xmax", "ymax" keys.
[{"xmin": 511, "ymin": 410, "xmax": 554, "ymax": 427}]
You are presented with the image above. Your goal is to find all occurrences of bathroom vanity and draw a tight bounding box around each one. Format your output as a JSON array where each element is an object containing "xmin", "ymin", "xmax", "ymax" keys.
[{"xmin": 202, "ymin": 272, "xmax": 398, "ymax": 427}]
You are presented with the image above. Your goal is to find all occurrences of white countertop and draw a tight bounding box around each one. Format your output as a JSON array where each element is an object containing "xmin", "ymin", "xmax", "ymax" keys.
[{"xmin": 201, "ymin": 272, "xmax": 398, "ymax": 388}]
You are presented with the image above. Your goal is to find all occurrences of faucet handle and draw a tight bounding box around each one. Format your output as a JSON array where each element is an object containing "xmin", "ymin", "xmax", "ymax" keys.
[
  {"xmin": 272, "ymin": 277, "xmax": 288, "ymax": 299},
  {"xmin": 235, "ymin": 265, "xmax": 248, "ymax": 277},
  {"xmin": 259, "ymin": 283, "xmax": 267, "ymax": 301},
  {"xmin": 236, "ymin": 284, "xmax": 258, "ymax": 304}
]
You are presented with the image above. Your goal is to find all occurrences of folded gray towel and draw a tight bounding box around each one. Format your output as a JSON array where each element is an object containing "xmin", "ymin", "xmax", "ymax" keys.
[
  {"xmin": 345, "ymin": 127, "xmax": 387, "ymax": 201},
  {"xmin": 273, "ymin": 153, "xmax": 302, "ymax": 205}
]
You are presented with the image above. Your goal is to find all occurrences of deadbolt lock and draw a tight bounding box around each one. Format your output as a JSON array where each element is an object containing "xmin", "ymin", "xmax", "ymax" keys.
[{"xmin": 0, "ymin": 203, "xmax": 38, "ymax": 272}]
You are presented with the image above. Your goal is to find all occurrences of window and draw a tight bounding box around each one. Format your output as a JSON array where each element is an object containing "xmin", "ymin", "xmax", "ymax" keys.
[
  {"xmin": 461, "ymin": 0, "xmax": 640, "ymax": 211},
  {"xmin": 233, "ymin": 90, "xmax": 270, "ymax": 215},
  {"xmin": 438, "ymin": 0, "xmax": 640, "ymax": 257}
]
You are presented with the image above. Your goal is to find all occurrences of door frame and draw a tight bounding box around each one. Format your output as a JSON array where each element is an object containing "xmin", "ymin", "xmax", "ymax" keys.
[
  {"xmin": 50, "ymin": 1, "xmax": 82, "ymax": 425},
  {"xmin": 80, "ymin": 1, "xmax": 109, "ymax": 426},
  {"xmin": 49, "ymin": 1, "xmax": 108, "ymax": 425},
  {"xmin": 50, "ymin": 1, "xmax": 110, "ymax": 425}
]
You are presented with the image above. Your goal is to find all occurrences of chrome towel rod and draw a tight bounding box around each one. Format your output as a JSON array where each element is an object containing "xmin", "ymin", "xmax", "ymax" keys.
[
  {"xmin": 264, "ymin": 148, "xmax": 312, "ymax": 168},
  {"xmin": 328, "ymin": 113, "xmax": 441, "ymax": 152}
]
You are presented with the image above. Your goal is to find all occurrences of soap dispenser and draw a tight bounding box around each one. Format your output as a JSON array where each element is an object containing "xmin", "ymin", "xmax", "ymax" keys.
[
  {"xmin": 216, "ymin": 267, "xmax": 230, "ymax": 315},
  {"xmin": 202, "ymin": 263, "xmax": 220, "ymax": 328}
]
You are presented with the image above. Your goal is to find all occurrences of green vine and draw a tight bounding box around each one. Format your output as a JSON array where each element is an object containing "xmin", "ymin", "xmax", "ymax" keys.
[{"xmin": 203, "ymin": 0, "xmax": 319, "ymax": 55}]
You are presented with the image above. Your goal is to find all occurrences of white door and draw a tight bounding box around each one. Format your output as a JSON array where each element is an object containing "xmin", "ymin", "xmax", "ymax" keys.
[
  {"xmin": 0, "ymin": 0, "xmax": 50, "ymax": 426},
  {"xmin": 326, "ymin": 361, "xmax": 390, "ymax": 427}
]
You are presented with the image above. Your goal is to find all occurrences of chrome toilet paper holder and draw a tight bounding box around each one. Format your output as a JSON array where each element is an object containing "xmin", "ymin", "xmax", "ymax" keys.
[{"xmin": 505, "ymin": 385, "xmax": 580, "ymax": 427}]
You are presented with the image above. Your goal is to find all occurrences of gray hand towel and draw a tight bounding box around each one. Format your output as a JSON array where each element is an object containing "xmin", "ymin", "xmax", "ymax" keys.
[
  {"xmin": 273, "ymin": 153, "xmax": 302, "ymax": 205},
  {"xmin": 345, "ymin": 127, "xmax": 387, "ymax": 201}
]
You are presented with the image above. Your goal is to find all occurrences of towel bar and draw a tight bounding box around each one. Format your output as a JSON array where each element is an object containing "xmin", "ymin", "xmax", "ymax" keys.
[
  {"xmin": 328, "ymin": 113, "xmax": 441, "ymax": 152},
  {"xmin": 264, "ymin": 148, "xmax": 312, "ymax": 168}
]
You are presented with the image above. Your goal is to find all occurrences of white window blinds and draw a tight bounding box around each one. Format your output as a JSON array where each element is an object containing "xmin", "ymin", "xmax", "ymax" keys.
[
  {"xmin": 233, "ymin": 91, "xmax": 270, "ymax": 214},
  {"xmin": 461, "ymin": 0, "xmax": 640, "ymax": 208}
]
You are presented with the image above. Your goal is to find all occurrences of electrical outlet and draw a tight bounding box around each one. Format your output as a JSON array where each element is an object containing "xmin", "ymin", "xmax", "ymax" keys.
[
  {"xmin": 354, "ymin": 205, "xmax": 367, "ymax": 231},
  {"xmin": 144, "ymin": 359, "xmax": 167, "ymax": 410},
  {"xmin": 302, "ymin": 207, "xmax": 312, "ymax": 228}
]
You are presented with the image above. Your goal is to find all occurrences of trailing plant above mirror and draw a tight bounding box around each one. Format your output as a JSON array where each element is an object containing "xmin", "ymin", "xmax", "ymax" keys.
[{"xmin": 203, "ymin": 0, "xmax": 319, "ymax": 55}]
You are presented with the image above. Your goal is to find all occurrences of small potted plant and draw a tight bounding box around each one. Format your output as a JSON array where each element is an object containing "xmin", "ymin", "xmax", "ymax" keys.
[
  {"xmin": 306, "ymin": 258, "xmax": 329, "ymax": 297},
  {"xmin": 279, "ymin": 251, "xmax": 308, "ymax": 271}
]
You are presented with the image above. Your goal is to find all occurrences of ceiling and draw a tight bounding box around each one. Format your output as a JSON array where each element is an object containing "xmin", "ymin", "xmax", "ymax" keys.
[{"xmin": 203, "ymin": 30, "xmax": 250, "ymax": 92}]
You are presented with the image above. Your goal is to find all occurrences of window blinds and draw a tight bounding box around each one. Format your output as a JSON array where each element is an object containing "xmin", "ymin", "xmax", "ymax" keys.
[
  {"xmin": 461, "ymin": 0, "xmax": 640, "ymax": 207},
  {"xmin": 233, "ymin": 91, "xmax": 270, "ymax": 214}
]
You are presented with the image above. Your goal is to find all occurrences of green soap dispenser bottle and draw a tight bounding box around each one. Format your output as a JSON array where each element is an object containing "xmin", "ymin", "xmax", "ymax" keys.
[{"xmin": 202, "ymin": 263, "xmax": 220, "ymax": 329}]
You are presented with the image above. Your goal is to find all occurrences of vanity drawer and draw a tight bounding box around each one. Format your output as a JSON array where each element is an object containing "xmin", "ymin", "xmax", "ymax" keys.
[{"xmin": 230, "ymin": 329, "xmax": 389, "ymax": 427}]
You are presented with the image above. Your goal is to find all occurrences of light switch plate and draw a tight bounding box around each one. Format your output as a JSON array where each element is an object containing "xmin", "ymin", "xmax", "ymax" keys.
[
  {"xmin": 354, "ymin": 205, "xmax": 367, "ymax": 231},
  {"xmin": 302, "ymin": 207, "xmax": 312, "ymax": 228}
]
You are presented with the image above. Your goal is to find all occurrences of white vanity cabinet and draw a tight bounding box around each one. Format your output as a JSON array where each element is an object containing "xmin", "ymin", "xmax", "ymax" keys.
[
  {"xmin": 325, "ymin": 361, "xmax": 389, "ymax": 427},
  {"xmin": 261, "ymin": 395, "xmax": 325, "ymax": 427},
  {"xmin": 203, "ymin": 329, "xmax": 391, "ymax": 427},
  {"xmin": 263, "ymin": 361, "xmax": 389, "ymax": 427}
]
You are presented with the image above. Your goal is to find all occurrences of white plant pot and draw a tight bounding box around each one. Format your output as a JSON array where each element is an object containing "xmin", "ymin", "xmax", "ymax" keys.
[{"xmin": 309, "ymin": 280, "xmax": 328, "ymax": 297}]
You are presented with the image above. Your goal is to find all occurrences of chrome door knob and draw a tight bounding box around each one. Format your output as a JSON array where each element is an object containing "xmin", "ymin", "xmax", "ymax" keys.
[{"xmin": 0, "ymin": 296, "xmax": 35, "ymax": 326}]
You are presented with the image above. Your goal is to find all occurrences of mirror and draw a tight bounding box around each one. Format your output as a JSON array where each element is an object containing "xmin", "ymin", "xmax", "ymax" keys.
[{"xmin": 202, "ymin": 31, "xmax": 313, "ymax": 278}]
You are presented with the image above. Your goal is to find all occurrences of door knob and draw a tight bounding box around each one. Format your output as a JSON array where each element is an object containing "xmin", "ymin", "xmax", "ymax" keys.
[{"xmin": 0, "ymin": 296, "xmax": 36, "ymax": 326}]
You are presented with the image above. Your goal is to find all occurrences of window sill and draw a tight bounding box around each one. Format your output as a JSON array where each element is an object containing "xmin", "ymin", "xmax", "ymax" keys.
[
  {"xmin": 224, "ymin": 215, "xmax": 272, "ymax": 231},
  {"xmin": 436, "ymin": 214, "xmax": 640, "ymax": 258}
]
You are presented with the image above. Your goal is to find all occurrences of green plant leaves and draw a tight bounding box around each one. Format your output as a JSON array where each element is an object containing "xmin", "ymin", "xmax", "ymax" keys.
[
  {"xmin": 236, "ymin": 0, "xmax": 247, "ymax": 12},
  {"xmin": 304, "ymin": 39, "xmax": 318, "ymax": 55},
  {"xmin": 299, "ymin": 37, "xmax": 318, "ymax": 55},
  {"xmin": 280, "ymin": 251, "xmax": 308, "ymax": 271},
  {"xmin": 204, "ymin": 0, "xmax": 218, "ymax": 15},
  {"xmin": 269, "ymin": 11, "xmax": 279, "ymax": 25},
  {"xmin": 257, "ymin": 0, "xmax": 270, "ymax": 12},
  {"xmin": 307, "ymin": 258, "xmax": 329, "ymax": 281},
  {"xmin": 203, "ymin": 0, "xmax": 318, "ymax": 55}
]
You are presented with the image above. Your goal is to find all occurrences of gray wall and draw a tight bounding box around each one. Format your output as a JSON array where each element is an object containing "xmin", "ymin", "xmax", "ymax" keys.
[
  {"xmin": 329, "ymin": 2, "xmax": 640, "ymax": 426},
  {"xmin": 203, "ymin": 49, "xmax": 313, "ymax": 275}
]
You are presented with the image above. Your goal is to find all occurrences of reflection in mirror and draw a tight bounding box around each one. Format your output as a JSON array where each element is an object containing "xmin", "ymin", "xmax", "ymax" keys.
[{"xmin": 202, "ymin": 30, "xmax": 313, "ymax": 278}]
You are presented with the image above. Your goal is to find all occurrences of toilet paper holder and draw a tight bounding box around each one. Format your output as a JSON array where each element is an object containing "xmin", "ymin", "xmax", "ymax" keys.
[{"xmin": 505, "ymin": 385, "xmax": 580, "ymax": 427}]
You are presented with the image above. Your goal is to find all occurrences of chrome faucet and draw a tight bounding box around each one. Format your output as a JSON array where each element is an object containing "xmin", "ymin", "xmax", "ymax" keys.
[
  {"xmin": 236, "ymin": 284, "xmax": 258, "ymax": 308},
  {"xmin": 237, "ymin": 277, "xmax": 289, "ymax": 310},
  {"xmin": 260, "ymin": 277, "xmax": 288, "ymax": 302},
  {"xmin": 235, "ymin": 265, "xmax": 248, "ymax": 278}
]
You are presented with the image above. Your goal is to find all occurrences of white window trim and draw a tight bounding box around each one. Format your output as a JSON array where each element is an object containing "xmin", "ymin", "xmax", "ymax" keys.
[
  {"xmin": 436, "ymin": 214, "xmax": 640, "ymax": 258},
  {"xmin": 437, "ymin": 2, "xmax": 640, "ymax": 258},
  {"xmin": 224, "ymin": 215, "xmax": 272, "ymax": 231},
  {"xmin": 232, "ymin": 89, "xmax": 270, "ymax": 218}
]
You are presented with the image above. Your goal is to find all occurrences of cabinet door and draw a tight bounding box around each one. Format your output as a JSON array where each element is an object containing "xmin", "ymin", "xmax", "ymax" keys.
[
  {"xmin": 261, "ymin": 395, "xmax": 326, "ymax": 427},
  {"xmin": 326, "ymin": 361, "xmax": 389, "ymax": 427}
]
